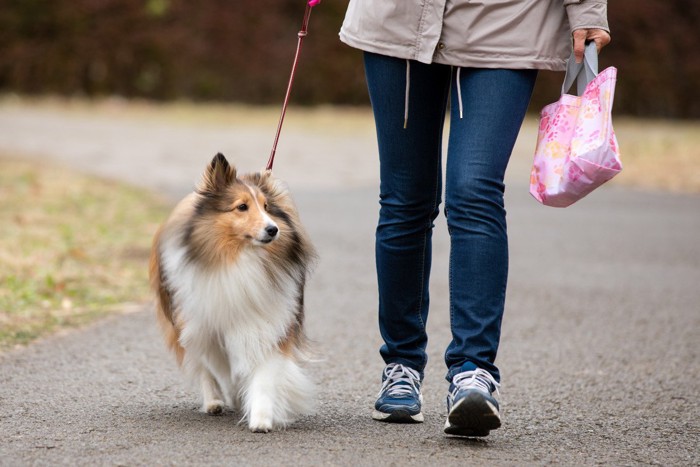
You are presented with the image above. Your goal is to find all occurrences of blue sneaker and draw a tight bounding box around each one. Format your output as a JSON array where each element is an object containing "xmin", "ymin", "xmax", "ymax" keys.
[
  {"xmin": 444, "ymin": 366, "xmax": 501, "ymax": 437},
  {"xmin": 372, "ymin": 363, "xmax": 424, "ymax": 423}
]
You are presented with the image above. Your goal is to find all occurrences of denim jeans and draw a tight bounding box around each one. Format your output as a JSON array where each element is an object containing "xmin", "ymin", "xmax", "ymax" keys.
[{"xmin": 364, "ymin": 52, "xmax": 537, "ymax": 383}]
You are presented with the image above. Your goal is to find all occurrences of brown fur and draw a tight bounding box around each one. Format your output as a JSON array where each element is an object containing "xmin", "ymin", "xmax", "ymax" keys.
[
  {"xmin": 149, "ymin": 226, "xmax": 185, "ymax": 365},
  {"xmin": 149, "ymin": 153, "xmax": 316, "ymax": 366}
]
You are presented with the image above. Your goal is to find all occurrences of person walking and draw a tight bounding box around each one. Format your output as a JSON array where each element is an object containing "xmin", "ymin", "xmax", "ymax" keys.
[{"xmin": 339, "ymin": 0, "xmax": 611, "ymax": 436}]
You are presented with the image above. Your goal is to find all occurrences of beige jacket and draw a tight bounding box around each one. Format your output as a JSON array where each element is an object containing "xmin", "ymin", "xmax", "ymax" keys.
[{"xmin": 340, "ymin": 0, "xmax": 609, "ymax": 71}]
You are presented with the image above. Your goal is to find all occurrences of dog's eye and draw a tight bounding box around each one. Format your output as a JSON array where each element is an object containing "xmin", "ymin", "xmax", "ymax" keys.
[
  {"xmin": 264, "ymin": 202, "xmax": 268, "ymax": 211},
  {"xmin": 237, "ymin": 204, "xmax": 248, "ymax": 212}
]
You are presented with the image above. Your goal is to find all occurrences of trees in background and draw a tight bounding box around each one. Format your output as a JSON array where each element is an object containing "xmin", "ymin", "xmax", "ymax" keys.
[{"xmin": 0, "ymin": 0, "xmax": 697, "ymax": 118}]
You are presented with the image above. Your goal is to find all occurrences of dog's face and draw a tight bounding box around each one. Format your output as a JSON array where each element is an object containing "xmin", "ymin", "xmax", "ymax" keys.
[
  {"xmin": 222, "ymin": 181, "xmax": 279, "ymax": 245},
  {"xmin": 188, "ymin": 154, "xmax": 280, "ymax": 260}
]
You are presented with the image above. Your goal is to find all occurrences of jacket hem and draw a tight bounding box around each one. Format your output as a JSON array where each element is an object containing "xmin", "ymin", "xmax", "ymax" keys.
[
  {"xmin": 340, "ymin": 31, "xmax": 567, "ymax": 72},
  {"xmin": 434, "ymin": 55, "xmax": 566, "ymax": 72},
  {"xmin": 339, "ymin": 31, "xmax": 434, "ymax": 64}
]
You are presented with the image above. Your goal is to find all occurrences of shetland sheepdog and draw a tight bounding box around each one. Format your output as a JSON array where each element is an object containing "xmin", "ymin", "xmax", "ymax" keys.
[{"xmin": 149, "ymin": 153, "xmax": 316, "ymax": 432}]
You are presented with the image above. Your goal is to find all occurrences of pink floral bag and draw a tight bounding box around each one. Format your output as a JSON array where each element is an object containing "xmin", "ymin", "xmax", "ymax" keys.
[{"xmin": 530, "ymin": 42, "xmax": 621, "ymax": 207}]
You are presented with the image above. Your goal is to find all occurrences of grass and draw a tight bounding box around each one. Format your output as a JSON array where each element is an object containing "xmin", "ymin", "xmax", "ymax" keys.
[
  {"xmin": 612, "ymin": 118, "xmax": 700, "ymax": 193},
  {"xmin": 0, "ymin": 157, "xmax": 169, "ymax": 350}
]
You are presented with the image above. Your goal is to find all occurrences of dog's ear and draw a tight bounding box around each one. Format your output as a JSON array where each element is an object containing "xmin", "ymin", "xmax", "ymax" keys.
[
  {"xmin": 257, "ymin": 170, "xmax": 290, "ymax": 198},
  {"xmin": 259, "ymin": 169, "xmax": 273, "ymax": 184},
  {"xmin": 199, "ymin": 153, "xmax": 236, "ymax": 193}
]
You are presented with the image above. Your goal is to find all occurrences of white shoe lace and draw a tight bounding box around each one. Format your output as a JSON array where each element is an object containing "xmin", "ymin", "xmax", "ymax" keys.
[
  {"xmin": 451, "ymin": 368, "xmax": 501, "ymax": 398},
  {"xmin": 378, "ymin": 363, "xmax": 421, "ymax": 398}
]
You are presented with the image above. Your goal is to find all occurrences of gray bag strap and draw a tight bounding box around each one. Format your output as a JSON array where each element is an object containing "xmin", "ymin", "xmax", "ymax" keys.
[{"xmin": 562, "ymin": 41, "xmax": 599, "ymax": 96}]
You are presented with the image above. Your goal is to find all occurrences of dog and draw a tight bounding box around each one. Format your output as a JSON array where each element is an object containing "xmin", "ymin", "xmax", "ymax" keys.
[{"xmin": 149, "ymin": 153, "xmax": 316, "ymax": 432}]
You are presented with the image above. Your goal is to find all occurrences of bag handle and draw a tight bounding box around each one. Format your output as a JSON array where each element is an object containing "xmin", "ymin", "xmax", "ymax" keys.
[{"xmin": 562, "ymin": 41, "xmax": 599, "ymax": 96}]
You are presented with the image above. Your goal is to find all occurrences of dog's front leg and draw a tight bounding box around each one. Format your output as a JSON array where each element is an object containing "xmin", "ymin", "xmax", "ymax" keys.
[
  {"xmin": 244, "ymin": 363, "xmax": 277, "ymax": 433},
  {"xmin": 200, "ymin": 367, "xmax": 225, "ymax": 415},
  {"xmin": 242, "ymin": 353, "xmax": 314, "ymax": 432}
]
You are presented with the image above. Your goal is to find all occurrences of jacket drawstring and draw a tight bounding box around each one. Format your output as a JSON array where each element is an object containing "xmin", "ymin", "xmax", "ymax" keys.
[
  {"xmin": 404, "ymin": 59, "xmax": 410, "ymax": 129},
  {"xmin": 405, "ymin": 62, "xmax": 464, "ymax": 128},
  {"xmin": 456, "ymin": 66, "xmax": 464, "ymax": 119}
]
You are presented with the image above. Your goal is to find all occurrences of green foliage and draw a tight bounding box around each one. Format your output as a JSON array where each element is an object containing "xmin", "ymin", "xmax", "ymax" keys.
[
  {"xmin": 0, "ymin": 158, "xmax": 169, "ymax": 350},
  {"xmin": 146, "ymin": 0, "xmax": 170, "ymax": 17},
  {"xmin": 0, "ymin": 0, "xmax": 697, "ymax": 117}
]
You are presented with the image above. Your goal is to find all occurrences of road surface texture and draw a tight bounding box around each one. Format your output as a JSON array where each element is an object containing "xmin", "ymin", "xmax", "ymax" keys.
[{"xmin": 1, "ymin": 103, "xmax": 698, "ymax": 466}]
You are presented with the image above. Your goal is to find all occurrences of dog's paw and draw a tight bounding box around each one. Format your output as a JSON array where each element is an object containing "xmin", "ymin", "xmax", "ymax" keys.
[
  {"xmin": 248, "ymin": 407, "xmax": 274, "ymax": 433},
  {"xmin": 249, "ymin": 422, "xmax": 272, "ymax": 433},
  {"xmin": 203, "ymin": 400, "xmax": 225, "ymax": 415}
]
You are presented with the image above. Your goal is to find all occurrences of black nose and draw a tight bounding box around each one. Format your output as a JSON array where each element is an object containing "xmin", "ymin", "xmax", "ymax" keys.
[{"xmin": 266, "ymin": 226, "xmax": 279, "ymax": 237}]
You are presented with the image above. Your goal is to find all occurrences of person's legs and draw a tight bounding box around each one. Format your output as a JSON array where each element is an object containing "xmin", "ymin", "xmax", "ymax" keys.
[
  {"xmin": 364, "ymin": 52, "xmax": 451, "ymax": 375},
  {"xmin": 444, "ymin": 68, "xmax": 538, "ymax": 383},
  {"xmin": 442, "ymin": 67, "xmax": 537, "ymax": 436},
  {"xmin": 364, "ymin": 52, "xmax": 451, "ymax": 423}
]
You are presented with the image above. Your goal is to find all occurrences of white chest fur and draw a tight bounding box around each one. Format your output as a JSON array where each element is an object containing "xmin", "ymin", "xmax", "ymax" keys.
[{"xmin": 160, "ymin": 237, "xmax": 299, "ymax": 373}]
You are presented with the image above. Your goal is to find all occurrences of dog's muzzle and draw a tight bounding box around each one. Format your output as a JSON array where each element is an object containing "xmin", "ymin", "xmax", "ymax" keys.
[{"xmin": 257, "ymin": 224, "xmax": 279, "ymax": 244}]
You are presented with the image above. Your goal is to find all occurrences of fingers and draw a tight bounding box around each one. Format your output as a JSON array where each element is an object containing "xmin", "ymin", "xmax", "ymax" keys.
[
  {"xmin": 572, "ymin": 29, "xmax": 612, "ymax": 63},
  {"xmin": 589, "ymin": 29, "xmax": 612, "ymax": 52},
  {"xmin": 572, "ymin": 30, "xmax": 588, "ymax": 63}
]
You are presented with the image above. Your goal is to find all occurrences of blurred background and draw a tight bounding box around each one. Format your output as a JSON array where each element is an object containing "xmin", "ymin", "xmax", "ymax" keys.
[
  {"xmin": 0, "ymin": 0, "xmax": 698, "ymax": 350},
  {"xmin": 0, "ymin": 4, "xmax": 699, "ymax": 463},
  {"xmin": 1, "ymin": 0, "xmax": 698, "ymax": 118}
]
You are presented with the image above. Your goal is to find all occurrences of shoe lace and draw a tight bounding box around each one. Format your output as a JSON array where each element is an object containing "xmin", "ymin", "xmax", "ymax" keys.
[
  {"xmin": 451, "ymin": 368, "xmax": 501, "ymax": 397},
  {"xmin": 378, "ymin": 363, "xmax": 421, "ymax": 398}
]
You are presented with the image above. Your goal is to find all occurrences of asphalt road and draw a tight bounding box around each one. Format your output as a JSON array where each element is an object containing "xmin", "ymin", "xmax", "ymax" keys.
[{"xmin": 1, "ymin": 104, "xmax": 698, "ymax": 466}]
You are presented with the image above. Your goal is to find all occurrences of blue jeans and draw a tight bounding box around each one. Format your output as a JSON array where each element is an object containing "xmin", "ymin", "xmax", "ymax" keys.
[{"xmin": 364, "ymin": 52, "xmax": 537, "ymax": 383}]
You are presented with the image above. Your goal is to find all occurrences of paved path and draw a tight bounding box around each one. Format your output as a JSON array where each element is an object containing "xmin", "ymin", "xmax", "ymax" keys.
[{"xmin": 1, "ymin": 103, "xmax": 698, "ymax": 466}]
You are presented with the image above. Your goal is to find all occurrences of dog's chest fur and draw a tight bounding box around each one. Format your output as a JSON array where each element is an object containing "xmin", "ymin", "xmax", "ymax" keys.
[{"xmin": 161, "ymin": 235, "xmax": 300, "ymax": 369}]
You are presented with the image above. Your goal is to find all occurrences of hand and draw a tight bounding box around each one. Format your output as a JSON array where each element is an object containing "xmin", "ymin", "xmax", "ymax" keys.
[{"xmin": 572, "ymin": 29, "xmax": 611, "ymax": 63}]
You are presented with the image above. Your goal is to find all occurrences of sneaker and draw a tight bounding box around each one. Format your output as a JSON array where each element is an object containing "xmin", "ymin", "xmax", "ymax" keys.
[
  {"xmin": 444, "ymin": 366, "xmax": 501, "ymax": 437},
  {"xmin": 372, "ymin": 363, "xmax": 424, "ymax": 423}
]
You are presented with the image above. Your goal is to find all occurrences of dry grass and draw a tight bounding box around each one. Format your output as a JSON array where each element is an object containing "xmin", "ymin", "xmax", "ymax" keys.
[
  {"xmin": 612, "ymin": 118, "xmax": 700, "ymax": 193},
  {"xmin": 0, "ymin": 95, "xmax": 375, "ymax": 134},
  {"xmin": 0, "ymin": 157, "xmax": 168, "ymax": 350}
]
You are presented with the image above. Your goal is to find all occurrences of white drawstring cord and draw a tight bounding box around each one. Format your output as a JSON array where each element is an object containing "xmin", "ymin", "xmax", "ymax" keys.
[
  {"xmin": 405, "ymin": 61, "xmax": 464, "ymax": 127},
  {"xmin": 456, "ymin": 66, "xmax": 464, "ymax": 119},
  {"xmin": 404, "ymin": 59, "xmax": 410, "ymax": 129}
]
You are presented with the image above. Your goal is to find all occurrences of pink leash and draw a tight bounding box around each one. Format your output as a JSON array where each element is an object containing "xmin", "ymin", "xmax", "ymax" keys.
[{"xmin": 266, "ymin": 0, "xmax": 320, "ymax": 171}]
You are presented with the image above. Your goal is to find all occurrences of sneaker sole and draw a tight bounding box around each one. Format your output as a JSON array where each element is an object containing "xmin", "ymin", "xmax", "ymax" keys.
[
  {"xmin": 444, "ymin": 390, "xmax": 501, "ymax": 437},
  {"xmin": 372, "ymin": 409, "xmax": 424, "ymax": 423}
]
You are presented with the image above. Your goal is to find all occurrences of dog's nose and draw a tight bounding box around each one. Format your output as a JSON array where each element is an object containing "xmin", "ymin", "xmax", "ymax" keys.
[{"xmin": 266, "ymin": 225, "xmax": 279, "ymax": 237}]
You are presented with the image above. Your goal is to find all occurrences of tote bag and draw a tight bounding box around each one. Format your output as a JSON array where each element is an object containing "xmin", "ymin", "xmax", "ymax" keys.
[{"xmin": 530, "ymin": 42, "xmax": 621, "ymax": 207}]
